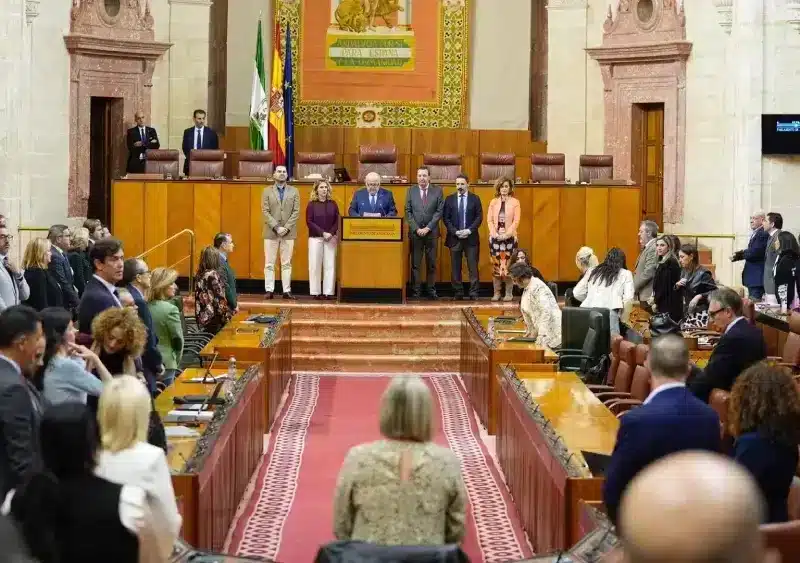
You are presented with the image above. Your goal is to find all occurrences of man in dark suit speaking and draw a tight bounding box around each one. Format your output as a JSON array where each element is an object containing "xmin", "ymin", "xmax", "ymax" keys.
[
  {"xmin": 404, "ymin": 166, "xmax": 444, "ymax": 300},
  {"xmin": 443, "ymin": 174, "xmax": 482, "ymax": 300},
  {"xmin": 731, "ymin": 210, "xmax": 769, "ymax": 300},
  {"xmin": 687, "ymin": 287, "xmax": 766, "ymax": 403},
  {"xmin": 348, "ymin": 172, "xmax": 397, "ymax": 217},
  {"xmin": 181, "ymin": 109, "xmax": 219, "ymax": 176},
  {"xmin": 603, "ymin": 334, "xmax": 721, "ymax": 524},
  {"xmin": 126, "ymin": 111, "xmax": 160, "ymax": 173}
]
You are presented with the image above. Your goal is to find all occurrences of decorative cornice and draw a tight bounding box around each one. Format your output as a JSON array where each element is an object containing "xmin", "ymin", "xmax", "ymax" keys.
[
  {"xmin": 546, "ymin": 0, "xmax": 588, "ymax": 10},
  {"xmin": 64, "ymin": 34, "xmax": 172, "ymax": 60},
  {"xmin": 25, "ymin": 0, "xmax": 39, "ymax": 24},
  {"xmin": 788, "ymin": 0, "xmax": 800, "ymax": 33},
  {"xmin": 168, "ymin": 0, "xmax": 213, "ymax": 6},
  {"xmin": 712, "ymin": 0, "xmax": 733, "ymax": 35},
  {"xmin": 587, "ymin": 40, "xmax": 692, "ymax": 64}
]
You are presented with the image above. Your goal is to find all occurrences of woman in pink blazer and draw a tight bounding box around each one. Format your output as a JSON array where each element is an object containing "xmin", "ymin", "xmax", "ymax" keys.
[{"xmin": 486, "ymin": 176, "xmax": 522, "ymax": 301}]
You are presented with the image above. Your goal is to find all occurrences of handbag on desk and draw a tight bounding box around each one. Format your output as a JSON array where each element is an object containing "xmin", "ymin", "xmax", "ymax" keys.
[{"xmin": 649, "ymin": 313, "xmax": 681, "ymax": 338}]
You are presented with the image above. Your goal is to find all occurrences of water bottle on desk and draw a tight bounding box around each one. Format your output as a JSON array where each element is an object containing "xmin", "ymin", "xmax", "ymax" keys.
[{"xmin": 487, "ymin": 317, "xmax": 495, "ymax": 340}]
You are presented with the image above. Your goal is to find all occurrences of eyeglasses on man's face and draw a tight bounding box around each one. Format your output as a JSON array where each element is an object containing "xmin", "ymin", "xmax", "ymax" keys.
[{"xmin": 707, "ymin": 307, "xmax": 726, "ymax": 319}]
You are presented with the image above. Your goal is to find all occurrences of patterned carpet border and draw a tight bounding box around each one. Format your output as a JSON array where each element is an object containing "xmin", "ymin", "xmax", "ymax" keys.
[
  {"xmin": 431, "ymin": 375, "xmax": 533, "ymax": 562},
  {"xmin": 224, "ymin": 374, "xmax": 320, "ymax": 559}
]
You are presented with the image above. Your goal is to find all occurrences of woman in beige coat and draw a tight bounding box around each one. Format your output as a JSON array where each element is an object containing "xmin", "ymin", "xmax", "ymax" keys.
[{"xmin": 486, "ymin": 176, "xmax": 522, "ymax": 301}]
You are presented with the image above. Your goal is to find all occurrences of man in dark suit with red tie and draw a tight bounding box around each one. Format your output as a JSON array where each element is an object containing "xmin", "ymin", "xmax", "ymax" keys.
[
  {"xmin": 126, "ymin": 112, "xmax": 160, "ymax": 174},
  {"xmin": 443, "ymin": 174, "xmax": 482, "ymax": 300},
  {"xmin": 181, "ymin": 109, "xmax": 219, "ymax": 176}
]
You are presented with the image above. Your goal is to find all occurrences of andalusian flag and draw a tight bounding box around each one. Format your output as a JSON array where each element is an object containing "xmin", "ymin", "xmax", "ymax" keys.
[
  {"xmin": 249, "ymin": 18, "xmax": 267, "ymax": 150},
  {"xmin": 268, "ymin": 20, "xmax": 286, "ymax": 166}
]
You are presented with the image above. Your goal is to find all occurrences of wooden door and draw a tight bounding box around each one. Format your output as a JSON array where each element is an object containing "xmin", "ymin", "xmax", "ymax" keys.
[
  {"xmin": 88, "ymin": 97, "xmax": 123, "ymax": 225},
  {"xmin": 631, "ymin": 103, "xmax": 664, "ymax": 228}
]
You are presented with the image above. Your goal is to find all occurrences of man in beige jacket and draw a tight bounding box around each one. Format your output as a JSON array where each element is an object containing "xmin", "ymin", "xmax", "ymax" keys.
[{"xmin": 262, "ymin": 165, "xmax": 300, "ymax": 299}]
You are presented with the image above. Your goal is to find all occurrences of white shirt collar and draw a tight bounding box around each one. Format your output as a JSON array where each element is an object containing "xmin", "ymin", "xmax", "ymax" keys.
[
  {"xmin": 93, "ymin": 274, "xmax": 121, "ymax": 307},
  {"xmin": 643, "ymin": 381, "xmax": 685, "ymax": 405},
  {"xmin": 725, "ymin": 316, "xmax": 745, "ymax": 334},
  {"xmin": 53, "ymin": 245, "xmax": 64, "ymax": 255}
]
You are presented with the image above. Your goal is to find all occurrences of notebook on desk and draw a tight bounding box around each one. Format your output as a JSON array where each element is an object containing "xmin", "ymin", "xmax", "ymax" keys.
[{"xmin": 582, "ymin": 451, "xmax": 612, "ymax": 477}]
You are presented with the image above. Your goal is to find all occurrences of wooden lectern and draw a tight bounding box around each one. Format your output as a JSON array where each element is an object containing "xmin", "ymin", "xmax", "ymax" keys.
[{"xmin": 339, "ymin": 217, "xmax": 405, "ymax": 303}]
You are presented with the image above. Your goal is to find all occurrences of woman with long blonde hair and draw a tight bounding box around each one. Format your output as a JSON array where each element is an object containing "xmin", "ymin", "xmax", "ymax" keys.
[
  {"xmin": 22, "ymin": 237, "xmax": 62, "ymax": 310},
  {"xmin": 306, "ymin": 179, "xmax": 340, "ymax": 299}
]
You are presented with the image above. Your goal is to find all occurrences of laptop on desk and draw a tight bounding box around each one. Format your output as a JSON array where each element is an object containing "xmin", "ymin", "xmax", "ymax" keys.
[{"xmin": 582, "ymin": 451, "xmax": 612, "ymax": 477}]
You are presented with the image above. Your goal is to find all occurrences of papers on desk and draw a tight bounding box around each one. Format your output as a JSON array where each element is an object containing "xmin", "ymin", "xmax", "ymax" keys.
[
  {"xmin": 186, "ymin": 376, "xmax": 225, "ymax": 384},
  {"xmin": 164, "ymin": 410, "xmax": 214, "ymax": 423},
  {"xmin": 164, "ymin": 425, "xmax": 201, "ymax": 438},
  {"xmin": 362, "ymin": 212, "xmax": 382, "ymax": 217}
]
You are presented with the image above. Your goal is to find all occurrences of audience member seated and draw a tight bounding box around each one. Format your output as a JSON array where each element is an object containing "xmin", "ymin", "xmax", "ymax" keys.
[
  {"xmin": 772, "ymin": 231, "xmax": 800, "ymax": 308},
  {"xmin": 603, "ymin": 335, "xmax": 721, "ymax": 524},
  {"xmin": 566, "ymin": 246, "xmax": 599, "ymax": 306},
  {"xmin": 729, "ymin": 363, "xmax": 800, "ymax": 523},
  {"xmin": 39, "ymin": 307, "xmax": 112, "ymax": 405},
  {"xmin": 687, "ymin": 288, "xmax": 766, "ymax": 403},
  {"xmin": 67, "ymin": 227, "xmax": 92, "ymax": 297},
  {"xmin": 4, "ymin": 402, "xmax": 149, "ymax": 563},
  {"xmin": 122, "ymin": 258, "xmax": 163, "ymax": 393},
  {"xmin": 194, "ymin": 246, "xmax": 232, "ymax": 334},
  {"xmin": 676, "ymin": 243, "xmax": 717, "ymax": 328},
  {"xmin": 572, "ymin": 247, "xmax": 635, "ymax": 337},
  {"xmin": 21, "ymin": 238, "xmax": 62, "ymax": 311},
  {"xmin": 333, "ymin": 376, "xmax": 466, "ymax": 546},
  {"xmin": 509, "ymin": 261, "xmax": 562, "ymax": 349},
  {"xmin": 96, "ymin": 376, "xmax": 182, "ymax": 562},
  {"xmin": 650, "ymin": 235, "xmax": 683, "ymax": 323},
  {"xmin": 617, "ymin": 452, "xmax": 775, "ymax": 563},
  {"xmin": 487, "ymin": 176, "xmax": 521, "ymax": 302},
  {"xmin": 147, "ymin": 268, "xmax": 183, "ymax": 387},
  {"xmin": 76, "ymin": 238, "xmax": 125, "ymax": 335},
  {"xmin": 0, "ymin": 305, "xmax": 44, "ymax": 499}
]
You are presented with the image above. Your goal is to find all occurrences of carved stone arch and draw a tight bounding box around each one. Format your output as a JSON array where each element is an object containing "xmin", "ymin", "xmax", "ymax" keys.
[
  {"xmin": 64, "ymin": 0, "xmax": 169, "ymax": 216},
  {"xmin": 587, "ymin": 0, "xmax": 690, "ymax": 223}
]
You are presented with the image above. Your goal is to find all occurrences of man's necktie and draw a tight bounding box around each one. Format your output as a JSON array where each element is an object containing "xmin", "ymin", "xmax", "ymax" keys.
[
  {"xmin": 278, "ymin": 188, "xmax": 284, "ymax": 203},
  {"xmin": 458, "ymin": 195, "xmax": 465, "ymax": 230},
  {"xmin": 140, "ymin": 127, "xmax": 145, "ymax": 141},
  {"xmin": 195, "ymin": 128, "xmax": 202, "ymax": 150},
  {"xmin": 421, "ymin": 188, "xmax": 427, "ymax": 205},
  {"xmin": 3, "ymin": 257, "xmax": 17, "ymax": 301},
  {"xmin": 370, "ymin": 195, "xmax": 376, "ymax": 210}
]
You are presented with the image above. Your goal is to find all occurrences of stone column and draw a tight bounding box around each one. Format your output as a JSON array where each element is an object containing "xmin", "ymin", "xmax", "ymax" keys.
[
  {"xmin": 167, "ymin": 0, "xmax": 213, "ymax": 151},
  {"xmin": 730, "ymin": 0, "xmax": 764, "ymax": 258},
  {"xmin": 546, "ymin": 0, "xmax": 589, "ymax": 181}
]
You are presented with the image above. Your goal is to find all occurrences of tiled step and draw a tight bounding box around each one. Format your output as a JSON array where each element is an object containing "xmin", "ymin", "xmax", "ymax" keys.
[
  {"xmin": 293, "ymin": 336, "xmax": 460, "ymax": 356},
  {"xmin": 292, "ymin": 318, "xmax": 461, "ymax": 339},
  {"xmin": 292, "ymin": 353, "xmax": 460, "ymax": 373}
]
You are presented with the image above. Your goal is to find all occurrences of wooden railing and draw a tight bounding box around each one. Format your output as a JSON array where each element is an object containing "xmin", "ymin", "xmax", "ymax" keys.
[{"xmin": 137, "ymin": 229, "xmax": 196, "ymax": 292}]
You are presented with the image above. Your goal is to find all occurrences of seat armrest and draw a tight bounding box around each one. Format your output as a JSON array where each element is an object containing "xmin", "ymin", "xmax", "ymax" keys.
[
  {"xmin": 555, "ymin": 348, "xmax": 584, "ymax": 356},
  {"xmin": 597, "ymin": 392, "xmax": 632, "ymax": 403},
  {"xmin": 607, "ymin": 399, "xmax": 643, "ymax": 415},
  {"xmin": 587, "ymin": 384, "xmax": 614, "ymax": 393}
]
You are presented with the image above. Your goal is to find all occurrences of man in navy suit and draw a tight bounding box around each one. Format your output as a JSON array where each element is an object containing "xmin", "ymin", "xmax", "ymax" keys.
[
  {"xmin": 687, "ymin": 287, "xmax": 766, "ymax": 403},
  {"xmin": 603, "ymin": 334, "xmax": 721, "ymax": 524},
  {"xmin": 731, "ymin": 210, "xmax": 770, "ymax": 299},
  {"xmin": 181, "ymin": 109, "xmax": 219, "ymax": 176},
  {"xmin": 122, "ymin": 258, "xmax": 163, "ymax": 391},
  {"xmin": 348, "ymin": 172, "xmax": 397, "ymax": 217},
  {"xmin": 443, "ymin": 174, "xmax": 483, "ymax": 300},
  {"xmin": 76, "ymin": 238, "xmax": 125, "ymax": 334},
  {"xmin": 47, "ymin": 225, "xmax": 79, "ymax": 313}
]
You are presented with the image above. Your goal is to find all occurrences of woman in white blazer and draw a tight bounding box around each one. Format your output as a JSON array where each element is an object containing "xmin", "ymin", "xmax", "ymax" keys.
[
  {"xmin": 572, "ymin": 247, "xmax": 635, "ymax": 337},
  {"xmin": 95, "ymin": 375, "xmax": 182, "ymax": 562}
]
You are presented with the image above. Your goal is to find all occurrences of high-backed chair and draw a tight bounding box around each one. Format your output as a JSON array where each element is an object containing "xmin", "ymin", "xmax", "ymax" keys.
[
  {"xmin": 588, "ymin": 340, "xmax": 637, "ymax": 394},
  {"xmin": 599, "ymin": 346, "xmax": 652, "ymax": 415},
  {"xmin": 189, "ymin": 149, "xmax": 225, "ymax": 178},
  {"xmin": 608, "ymin": 334, "xmax": 625, "ymax": 386},
  {"xmin": 709, "ymin": 388, "xmax": 732, "ymax": 448},
  {"xmin": 766, "ymin": 313, "xmax": 800, "ymax": 372},
  {"xmin": 295, "ymin": 152, "xmax": 335, "ymax": 180},
  {"xmin": 578, "ymin": 155, "xmax": 614, "ymax": 183},
  {"xmin": 357, "ymin": 145, "xmax": 398, "ymax": 181},
  {"xmin": 237, "ymin": 150, "xmax": 274, "ymax": 179},
  {"xmin": 557, "ymin": 310, "xmax": 606, "ymax": 375},
  {"xmin": 479, "ymin": 153, "xmax": 515, "ymax": 182},
  {"xmin": 530, "ymin": 153, "xmax": 566, "ymax": 183},
  {"xmin": 144, "ymin": 149, "xmax": 180, "ymax": 177},
  {"xmin": 422, "ymin": 153, "xmax": 463, "ymax": 181},
  {"xmin": 561, "ymin": 307, "xmax": 611, "ymax": 355}
]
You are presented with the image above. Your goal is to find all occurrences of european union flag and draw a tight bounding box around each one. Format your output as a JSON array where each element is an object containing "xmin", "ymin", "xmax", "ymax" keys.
[{"xmin": 283, "ymin": 27, "xmax": 295, "ymax": 179}]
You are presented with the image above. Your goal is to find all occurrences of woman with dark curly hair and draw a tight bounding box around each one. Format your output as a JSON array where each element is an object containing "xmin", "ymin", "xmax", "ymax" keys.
[
  {"xmin": 730, "ymin": 363, "xmax": 800, "ymax": 523},
  {"xmin": 90, "ymin": 307, "xmax": 147, "ymax": 379}
]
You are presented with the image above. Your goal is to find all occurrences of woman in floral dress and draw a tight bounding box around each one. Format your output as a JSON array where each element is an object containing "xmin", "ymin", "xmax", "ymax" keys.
[{"xmin": 194, "ymin": 246, "xmax": 232, "ymax": 334}]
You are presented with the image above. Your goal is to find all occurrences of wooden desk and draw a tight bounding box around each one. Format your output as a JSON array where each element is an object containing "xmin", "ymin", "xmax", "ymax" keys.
[
  {"xmin": 460, "ymin": 308, "xmax": 558, "ymax": 434},
  {"xmin": 756, "ymin": 308, "xmax": 792, "ymax": 357},
  {"xmin": 111, "ymin": 179, "xmax": 641, "ymax": 283},
  {"xmin": 340, "ymin": 216, "xmax": 405, "ymax": 301},
  {"xmin": 157, "ymin": 365, "xmax": 266, "ymax": 551},
  {"xmin": 496, "ymin": 365, "xmax": 619, "ymax": 553}
]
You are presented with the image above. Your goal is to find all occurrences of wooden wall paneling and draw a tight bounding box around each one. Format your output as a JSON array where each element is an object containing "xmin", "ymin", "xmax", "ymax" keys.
[
  {"xmin": 143, "ymin": 182, "xmax": 169, "ymax": 268},
  {"xmin": 294, "ymin": 126, "xmax": 345, "ymax": 158},
  {"xmin": 166, "ymin": 183, "xmax": 195, "ymax": 276},
  {"xmin": 342, "ymin": 127, "xmax": 413, "ymax": 154},
  {"xmin": 249, "ymin": 186, "xmax": 266, "ymax": 279},
  {"xmin": 531, "ymin": 188, "xmax": 560, "ymax": 281},
  {"xmin": 584, "ymin": 187, "xmax": 610, "ymax": 260},
  {"xmin": 412, "ymin": 128, "xmax": 480, "ymax": 156},
  {"xmin": 112, "ymin": 182, "xmax": 145, "ymax": 259},
  {"xmin": 342, "ymin": 154, "xmax": 359, "ymax": 179},
  {"xmin": 558, "ymin": 187, "xmax": 587, "ymax": 282},
  {"xmin": 221, "ymin": 184, "xmax": 255, "ymax": 277},
  {"xmin": 469, "ymin": 186, "xmax": 496, "ymax": 282},
  {"xmin": 514, "ymin": 187, "xmax": 535, "ymax": 262},
  {"xmin": 192, "ymin": 183, "xmax": 223, "ymax": 266},
  {"xmin": 607, "ymin": 187, "xmax": 642, "ymax": 268},
  {"xmin": 515, "ymin": 157, "xmax": 530, "ymax": 182},
  {"xmin": 221, "ymin": 127, "xmax": 249, "ymax": 178},
  {"xmin": 478, "ymin": 130, "xmax": 548, "ymax": 180}
]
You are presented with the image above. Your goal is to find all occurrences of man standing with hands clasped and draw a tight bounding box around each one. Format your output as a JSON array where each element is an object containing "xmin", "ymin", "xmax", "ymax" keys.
[
  {"xmin": 405, "ymin": 166, "xmax": 444, "ymax": 300},
  {"xmin": 443, "ymin": 175, "xmax": 482, "ymax": 300},
  {"xmin": 262, "ymin": 165, "xmax": 300, "ymax": 299}
]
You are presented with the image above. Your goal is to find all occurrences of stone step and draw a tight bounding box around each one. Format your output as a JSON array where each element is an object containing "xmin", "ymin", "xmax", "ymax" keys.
[
  {"xmin": 240, "ymin": 300, "xmax": 512, "ymax": 321},
  {"xmin": 292, "ymin": 353, "xmax": 460, "ymax": 373},
  {"xmin": 291, "ymin": 318, "xmax": 461, "ymax": 338},
  {"xmin": 293, "ymin": 336, "xmax": 459, "ymax": 356}
]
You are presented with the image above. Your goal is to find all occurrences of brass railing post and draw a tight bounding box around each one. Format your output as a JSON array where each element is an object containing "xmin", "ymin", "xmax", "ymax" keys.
[{"xmin": 136, "ymin": 229, "xmax": 196, "ymax": 292}]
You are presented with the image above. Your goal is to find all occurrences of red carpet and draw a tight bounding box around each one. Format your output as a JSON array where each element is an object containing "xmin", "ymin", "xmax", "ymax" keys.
[{"xmin": 225, "ymin": 374, "xmax": 532, "ymax": 562}]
